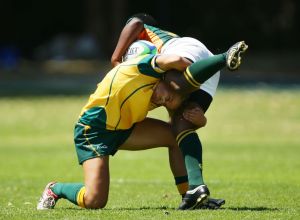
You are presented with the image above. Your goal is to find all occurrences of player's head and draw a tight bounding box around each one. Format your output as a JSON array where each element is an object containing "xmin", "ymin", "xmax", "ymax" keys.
[
  {"xmin": 130, "ymin": 13, "xmax": 158, "ymax": 26},
  {"xmin": 151, "ymin": 80, "xmax": 183, "ymax": 110}
]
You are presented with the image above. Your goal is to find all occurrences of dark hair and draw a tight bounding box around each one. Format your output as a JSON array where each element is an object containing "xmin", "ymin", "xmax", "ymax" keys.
[{"xmin": 130, "ymin": 13, "xmax": 158, "ymax": 26}]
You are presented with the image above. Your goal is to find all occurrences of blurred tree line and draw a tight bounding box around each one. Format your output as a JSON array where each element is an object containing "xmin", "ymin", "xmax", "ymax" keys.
[{"xmin": 0, "ymin": 0, "xmax": 299, "ymax": 61}]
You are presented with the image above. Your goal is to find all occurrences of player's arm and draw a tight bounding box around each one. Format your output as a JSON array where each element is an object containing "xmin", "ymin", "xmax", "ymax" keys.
[
  {"xmin": 155, "ymin": 54, "xmax": 192, "ymax": 72},
  {"xmin": 111, "ymin": 18, "xmax": 145, "ymax": 67}
]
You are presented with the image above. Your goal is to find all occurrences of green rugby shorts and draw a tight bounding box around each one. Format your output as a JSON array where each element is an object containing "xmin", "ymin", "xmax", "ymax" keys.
[{"xmin": 74, "ymin": 122, "xmax": 134, "ymax": 164}]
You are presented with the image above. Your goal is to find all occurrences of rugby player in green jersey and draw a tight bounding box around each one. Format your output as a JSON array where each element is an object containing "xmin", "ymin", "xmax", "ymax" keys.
[
  {"xmin": 112, "ymin": 13, "xmax": 248, "ymax": 210},
  {"xmin": 37, "ymin": 40, "xmax": 247, "ymax": 210}
]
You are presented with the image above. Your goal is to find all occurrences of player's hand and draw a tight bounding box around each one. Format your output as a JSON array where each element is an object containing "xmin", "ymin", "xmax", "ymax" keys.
[{"xmin": 183, "ymin": 107, "xmax": 207, "ymax": 127}]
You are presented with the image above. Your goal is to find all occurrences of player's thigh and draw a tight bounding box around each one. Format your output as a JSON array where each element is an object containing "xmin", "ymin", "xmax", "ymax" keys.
[
  {"xmin": 119, "ymin": 118, "xmax": 176, "ymax": 150},
  {"xmin": 82, "ymin": 156, "xmax": 110, "ymax": 207}
]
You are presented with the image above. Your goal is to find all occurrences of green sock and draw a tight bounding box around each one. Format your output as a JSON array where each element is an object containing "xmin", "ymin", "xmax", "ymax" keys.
[
  {"xmin": 185, "ymin": 53, "xmax": 226, "ymax": 86},
  {"xmin": 51, "ymin": 183, "xmax": 84, "ymax": 205},
  {"xmin": 178, "ymin": 131, "xmax": 204, "ymax": 189}
]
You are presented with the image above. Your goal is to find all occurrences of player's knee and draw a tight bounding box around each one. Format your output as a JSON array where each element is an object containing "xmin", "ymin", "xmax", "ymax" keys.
[{"xmin": 84, "ymin": 193, "xmax": 108, "ymax": 209}]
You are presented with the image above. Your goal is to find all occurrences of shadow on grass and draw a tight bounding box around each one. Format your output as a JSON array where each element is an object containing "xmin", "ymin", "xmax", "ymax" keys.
[
  {"xmin": 64, "ymin": 206, "xmax": 280, "ymax": 212},
  {"xmin": 226, "ymin": 207, "xmax": 279, "ymax": 212},
  {"xmin": 107, "ymin": 206, "xmax": 280, "ymax": 212},
  {"xmin": 106, "ymin": 206, "xmax": 174, "ymax": 211}
]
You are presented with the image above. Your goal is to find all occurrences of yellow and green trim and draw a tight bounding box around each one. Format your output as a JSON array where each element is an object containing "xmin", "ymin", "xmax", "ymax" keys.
[
  {"xmin": 84, "ymin": 125, "xmax": 100, "ymax": 157},
  {"xmin": 176, "ymin": 129, "xmax": 195, "ymax": 145},
  {"xmin": 183, "ymin": 68, "xmax": 201, "ymax": 88},
  {"xmin": 76, "ymin": 186, "xmax": 86, "ymax": 208}
]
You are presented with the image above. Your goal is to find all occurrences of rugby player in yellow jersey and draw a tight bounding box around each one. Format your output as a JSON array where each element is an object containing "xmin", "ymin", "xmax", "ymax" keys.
[
  {"xmin": 37, "ymin": 39, "xmax": 247, "ymax": 210},
  {"xmin": 111, "ymin": 13, "xmax": 248, "ymax": 210}
]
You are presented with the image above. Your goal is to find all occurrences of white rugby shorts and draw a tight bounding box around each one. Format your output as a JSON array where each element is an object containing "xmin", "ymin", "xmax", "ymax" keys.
[{"xmin": 161, "ymin": 37, "xmax": 220, "ymax": 97}]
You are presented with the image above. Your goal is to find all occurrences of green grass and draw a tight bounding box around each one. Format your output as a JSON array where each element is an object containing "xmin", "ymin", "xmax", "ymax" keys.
[{"xmin": 0, "ymin": 87, "xmax": 300, "ymax": 219}]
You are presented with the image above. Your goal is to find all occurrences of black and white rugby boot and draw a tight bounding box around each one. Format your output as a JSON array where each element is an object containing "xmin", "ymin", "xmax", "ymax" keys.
[
  {"xmin": 178, "ymin": 185, "xmax": 210, "ymax": 210},
  {"xmin": 226, "ymin": 41, "xmax": 248, "ymax": 70}
]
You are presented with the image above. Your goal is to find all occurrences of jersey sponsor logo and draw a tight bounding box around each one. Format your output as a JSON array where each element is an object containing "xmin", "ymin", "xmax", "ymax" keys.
[{"xmin": 83, "ymin": 143, "xmax": 108, "ymax": 151}]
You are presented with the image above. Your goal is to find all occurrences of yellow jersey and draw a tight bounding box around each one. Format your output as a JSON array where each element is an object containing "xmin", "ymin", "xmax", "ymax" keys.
[{"xmin": 78, "ymin": 54, "xmax": 164, "ymax": 130}]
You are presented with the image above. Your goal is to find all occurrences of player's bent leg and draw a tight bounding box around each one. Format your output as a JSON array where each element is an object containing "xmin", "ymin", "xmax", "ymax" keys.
[
  {"xmin": 119, "ymin": 118, "xmax": 186, "ymax": 176},
  {"xmin": 171, "ymin": 105, "xmax": 205, "ymax": 186},
  {"xmin": 37, "ymin": 157, "xmax": 110, "ymax": 210},
  {"xmin": 37, "ymin": 181, "xmax": 88, "ymax": 210},
  {"xmin": 119, "ymin": 117, "xmax": 187, "ymax": 192},
  {"xmin": 165, "ymin": 42, "xmax": 248, "ymax": 97},
  {"xmin": 170, "ymin": 103, "xmax": 210, "ymax": 210},
  {"xmin": 82, "ymin": 156, "xmax": 110, "ymax": 209},
  {"xmin": 120, "ymin": 117, "xmax": 178, "ymax": 150}
]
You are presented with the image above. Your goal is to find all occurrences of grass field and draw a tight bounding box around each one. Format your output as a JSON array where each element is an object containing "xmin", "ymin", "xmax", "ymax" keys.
[{"xmin": 0, "ymin": 87, "xmax": 299, "ymax": 219}]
